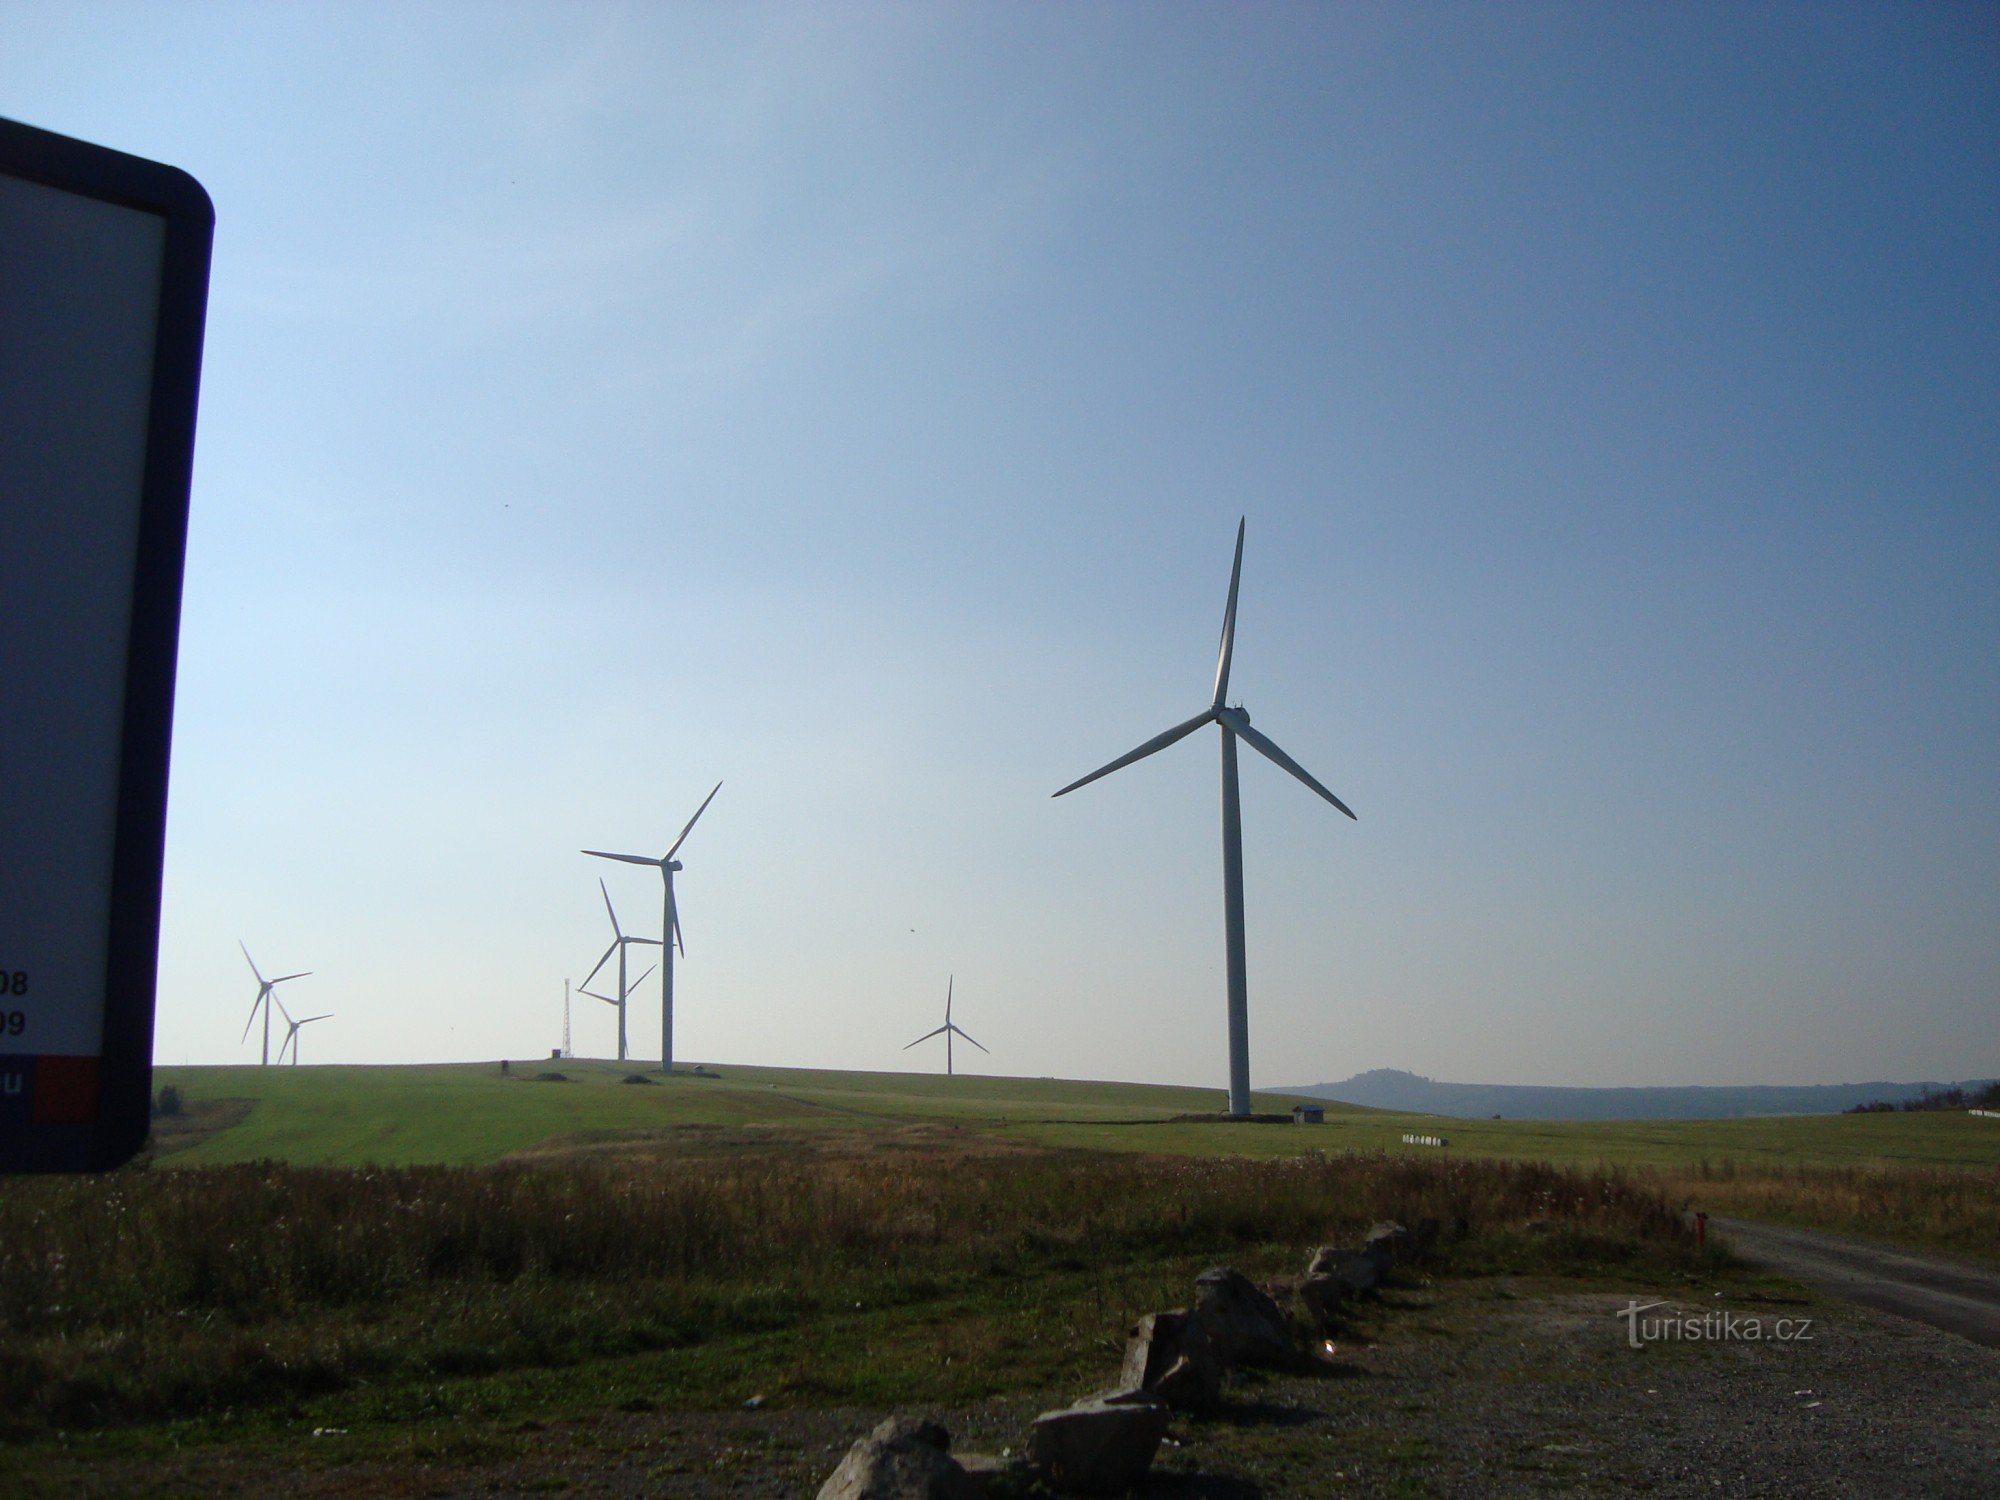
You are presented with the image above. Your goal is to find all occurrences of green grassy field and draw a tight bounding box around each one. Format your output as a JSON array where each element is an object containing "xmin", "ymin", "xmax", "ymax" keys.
[
  {"xmin": 152, "ymin": 1058, "xmax": 2000, "ymax": 1174},
  {"xmin": 1, "ymin": 1057, "xmax": 1987, "ymax": 1492}
]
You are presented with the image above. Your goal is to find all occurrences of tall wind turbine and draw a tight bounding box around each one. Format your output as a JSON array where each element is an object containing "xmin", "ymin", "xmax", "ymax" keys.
[
  {"xmin": 903, "ymin": 976, "xmax": 988, "ymax": 1076},
  {"xmin": 577, "ymin": 878, "xmax": 662, "ymax": 1062},
  {"xmin": 583, "ymin": 780, "xmax": 721, "ymax": 1074},
  {"xmin": 239, "ymin": 941, "xmax": 310, "ymax": 1067},
  {"xmin": 273, "ymin": 995, "xmax": 332, "ymax": 1066},
  {"xmin": 1053, "ymin": 519, "xmax": 1356, "ymax": 1118}
]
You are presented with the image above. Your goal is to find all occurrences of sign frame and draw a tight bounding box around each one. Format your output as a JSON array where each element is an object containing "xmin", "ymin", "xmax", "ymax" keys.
[{"xmin": 1, "ymin": 117, "xmax": 212, "ymax": 1172}]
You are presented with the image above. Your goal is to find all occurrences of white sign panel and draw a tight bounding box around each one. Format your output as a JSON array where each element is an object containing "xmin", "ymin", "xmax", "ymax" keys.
[{"xmin": 0, "ymin": 119, "xmax": 211, "ymax": 1171}]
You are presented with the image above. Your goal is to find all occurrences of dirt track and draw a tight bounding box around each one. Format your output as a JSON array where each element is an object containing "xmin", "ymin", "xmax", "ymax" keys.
[{"xmin": 1712, "ymin": 1217, "xmax": 2000, "ymax": 1349}]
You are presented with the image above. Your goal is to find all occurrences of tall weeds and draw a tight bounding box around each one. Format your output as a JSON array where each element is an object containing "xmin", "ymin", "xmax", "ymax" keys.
[
  {"xmin": 1653, "ymin": 1159, "xmax": 2000, "ymax": 1264},
  {"xmin": 0, "ymin": 1149, "xmax": 1691, "ymax": 1431}
]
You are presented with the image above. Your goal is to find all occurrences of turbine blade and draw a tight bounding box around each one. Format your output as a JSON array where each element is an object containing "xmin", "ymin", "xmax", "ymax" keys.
[
  {"xmin": 1234, "ymin": 720, "xmax": 1357, "ymax": 819},
  {"xmin": 903, "ymin": 1025, "xmax": 949, "ymax": 1049},
  {"xmin": 945, "ymin": 975, "xmax": 952, "ymax": 1024},
  {"xmin": 669, "ymin": 889, "xmax": 685, "ymax": 955},
  {"xmin": 271, "ymin": 972, "xmax": 310, "ymax": 985},
  {"xmin": 626, "ymin": 936, "xmax": 663, "ymax": 947},
  {"xmin": 239, "ymin": 940, "xmax": 264, "ymax": 985},
  {"xmin": 274, "ymin": 994, "xmax": 295, "ymax": 1026},
  {"xmin": 600, "ymin": 878, "xmax": 622, "ymax": 937},
  {"xmin": 665, "ymin": 780, "xmax": 723, "ymax": 860},
  {"xmin": 580, "ymin": 941, "xmax": 618, "ymax": 991},
  {"xmin": 583, "ymin": 849, "xmax": 661, "ymax": 868},
  {"xmin": 629, "ymin": 964, "xmax": 657, "ymax": 991},
  {"xmin": 241, "ymin": 998, "xmax": 261, "ymax": 1044},
  {"xmin": 1052, "ymin": 710, "xmax": 1215, "ymax": 798},
  {"xmin": 299, "ymin": 1014, "xmax": 332, "ymax": 1025},
  {"xmin": 1211, "ymin": 517, "xmax": 1245, "ymax": 709},
  {"xmin": 579, "ymin": 987, "xmax": 617, "ymax": 1006},
  {"xmin": 950, "ymin": 1024, "xmax": 990, "ymax": 1054}
]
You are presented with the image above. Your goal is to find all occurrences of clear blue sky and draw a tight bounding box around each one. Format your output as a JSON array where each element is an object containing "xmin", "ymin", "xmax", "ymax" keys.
[{"xmin": 6, "ymin": 2, "xmax": 1994, "ymax": 1089}]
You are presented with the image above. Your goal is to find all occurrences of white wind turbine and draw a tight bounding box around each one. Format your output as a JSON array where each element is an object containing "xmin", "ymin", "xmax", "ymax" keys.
[
  {"xmin": 583, "ymin": 781, "xmax": 721, "ymax": 1074},
  {"xmin": 578, "ymin": 961, "xmax": 655, "ymax": 1057},
  {"xmin": 903, "ymin": 976, "xmax": 988, "ymax": 1076},
  {"xmin": 577, "ymin": 878, "xmax": 663, "ymax": 1062},
  {"xmin": 239, "ymin": 941, "xmax": 310, "ymax": 1067},
  {"xmin": 1053, "ymin": 518, "xmax": 1356, "ymax": 1118},
  {"xmin": 273, "ymin": 995, "xmax": 332, "ymax": 1066}
]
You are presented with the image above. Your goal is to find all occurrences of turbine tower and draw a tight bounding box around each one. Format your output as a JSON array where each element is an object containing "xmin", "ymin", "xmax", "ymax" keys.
[
  {"xmin": 273, "ymin": 995, "xmax": 332, "ymax": 1066},
  {"xmin": 579, "ymin": 962, "xmax": 654, "ymax": 1056},
  {"xmin": 577, "ymin": 878, "xmax": 662, "ymax": 1062},
  {"xmin": 903, "ymin": 976, "xmax": 988, "ymax": 1076},
  {"xmin": 584, "ymin": 780, "xmax": 721, "ymax": 1074},
  {"xmin": 238, "ymin": 941, "xmax": 310, "ymax": 1066},
  {"xmin": 1053, "ymin": 519, "xmax": 1356, "ymax": 1118}
]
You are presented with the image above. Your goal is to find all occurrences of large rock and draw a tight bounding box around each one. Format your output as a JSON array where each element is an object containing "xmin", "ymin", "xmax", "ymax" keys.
[
  {"xmin": 1363, "ymin": 1220, "xmax": 1413, "ymax": 1268},
  {"xmin": 1029, "ymin": 1395, "xmax": 1170, "ymax": 1496},
  {"xmin": 1297, "ymin": 1271, "xmax": 1344, "ymax": 1332},
  {"xmin": 817, "ymin": 1416, "xmax": 984, "ymax": 1500},
  {"xmin": 1192, "ymin": 1266, "xmax": 1299, "ymax": 1369},
  {"xmin": 1309, "ymin": 1245, "xmax": 1382, "ymax": 1297},
  {"xmin": 1119, "ymin": 1308, "xmax": 1223, "ymax": 1411}
]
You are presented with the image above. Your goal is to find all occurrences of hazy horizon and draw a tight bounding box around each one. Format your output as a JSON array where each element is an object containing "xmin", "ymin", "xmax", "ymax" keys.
[{"xmin": 6, "ymin": 3, "xmax": 1994, "ymax": 1091}]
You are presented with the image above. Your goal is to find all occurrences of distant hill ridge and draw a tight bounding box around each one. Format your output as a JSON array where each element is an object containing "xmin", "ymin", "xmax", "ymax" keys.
[{"xmin": 1284, "ymin": 1068, "xmax": 2000, "ymax": 1121}]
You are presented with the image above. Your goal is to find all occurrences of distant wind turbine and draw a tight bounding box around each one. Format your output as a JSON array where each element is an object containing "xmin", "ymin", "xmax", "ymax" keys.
[
  {"xmin": 577, "ymin": 878, "xmax": 662, "ymax": 1062},
  {"xmin": 903, "ymin": 976, "xmax": 988, "ymax": 1076},
  {"xmin": 239, "ymin": 941, "xmax": 310, "ymax": 1067},
  {"xmin": 583, "ymin": 780, "xmax": 721, "ymax": 1074},
  {"xmin": 579, "ymin": 963, "xmax": 655, "ymax": 1055},
  {"xmin": 273, "ymin": 995, "xmax": 332, "ymax": 1066},
  {"xmin": 1053, "ymin": 518, "xmax": 1356, "ymax": 1118}
]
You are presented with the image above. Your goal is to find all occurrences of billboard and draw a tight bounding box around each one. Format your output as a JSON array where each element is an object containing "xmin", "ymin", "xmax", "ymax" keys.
[{"xmin": 0, "ymin": 118, "xmax": 212, "ymax": 1171}]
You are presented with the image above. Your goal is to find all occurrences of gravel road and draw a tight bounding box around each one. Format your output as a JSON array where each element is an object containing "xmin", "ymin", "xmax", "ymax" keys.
[{"xmin": 1712, "ymin": 1216, "xmax": 2000, "ymax": 1349}]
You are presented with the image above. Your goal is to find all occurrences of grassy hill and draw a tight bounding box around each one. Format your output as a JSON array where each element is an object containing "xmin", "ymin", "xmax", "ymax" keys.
[{"xmin": 150, "ymin": 1059, "xmax": 2000, "ymax": 1173}]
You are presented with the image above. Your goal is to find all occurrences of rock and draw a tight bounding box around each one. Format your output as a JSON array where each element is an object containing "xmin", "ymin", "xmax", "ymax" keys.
[
  {"xmin": 1029, "ymin": 1395, "xmax": 1170, "ymax": 1496},
  {"xmin": 954, "ymin": 1453, "xmax": 1036, "ymax": 1498},
  {"xmin": 1340, "ymin": 1252, "xmax": 1383, "ymax": 1295},
  {"xmin": 1308, "ymin": 1243, "xmax": 1381, "ymax": 1293},
  {"xmin": 1297, "ymin": 1272, "xmax": 1344, "ymax": 1332},
  {"xmin": 1306, "ymin": 1244, "xmax": 1345, "ymax": 1278},
  {"xmin": 1192, "ymin": 1266, "xmax": 1300, "ymax": 1369},
  {"xmin": 1119, "ymin": 1309, "xmax": 1222, "ymax": 1410},
  {"xmin": 1364, "ymin": 1221, "xmax": 1413, "ymax": 1268},
  {"xmin": 817, "ymin": 1416, "xmax": 984, "ymax": 1500}
]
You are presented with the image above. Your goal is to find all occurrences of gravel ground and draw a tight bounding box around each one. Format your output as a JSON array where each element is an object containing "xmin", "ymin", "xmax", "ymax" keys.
[{"xmin": 29, "ymin": 1273, "xmax": 1998, "ymax": 1498}]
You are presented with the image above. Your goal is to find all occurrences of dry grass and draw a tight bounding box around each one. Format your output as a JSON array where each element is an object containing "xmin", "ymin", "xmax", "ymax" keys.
[
  {"xmin": 1649, "ymin": 1158, "xmax": 2000, "ymax": 1264},
  {"xmin": 0, "ymin": 1141, "xmax": 1703, "ymax": 1434}
]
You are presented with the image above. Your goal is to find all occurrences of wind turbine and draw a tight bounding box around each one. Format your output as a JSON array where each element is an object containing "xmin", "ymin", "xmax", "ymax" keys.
[
  {"xmin": 1053, "ymin": 518, "xmax": 1356, "ymax": 1118},
  {"xmin": 577, "ymin": 878, "xmax": 662, "ymax": 1062},
  {"xmin": 903, "ymin": 976, "xmax": 988, "ymax": 1076},
  {"xmin": 579, "ymin": 962, "xmax": 655, "ymax": 1056},
  {"xmin": 273, "ymin": 995, "xmax": 332, "ymax": 1066},
  {"xmin": 583, "ymin": 780, "xmax": 721, "ymax": 1074},
  {"xmin": 239, "ymin": 941, "xmax": 310, "ymax": 1067}
]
